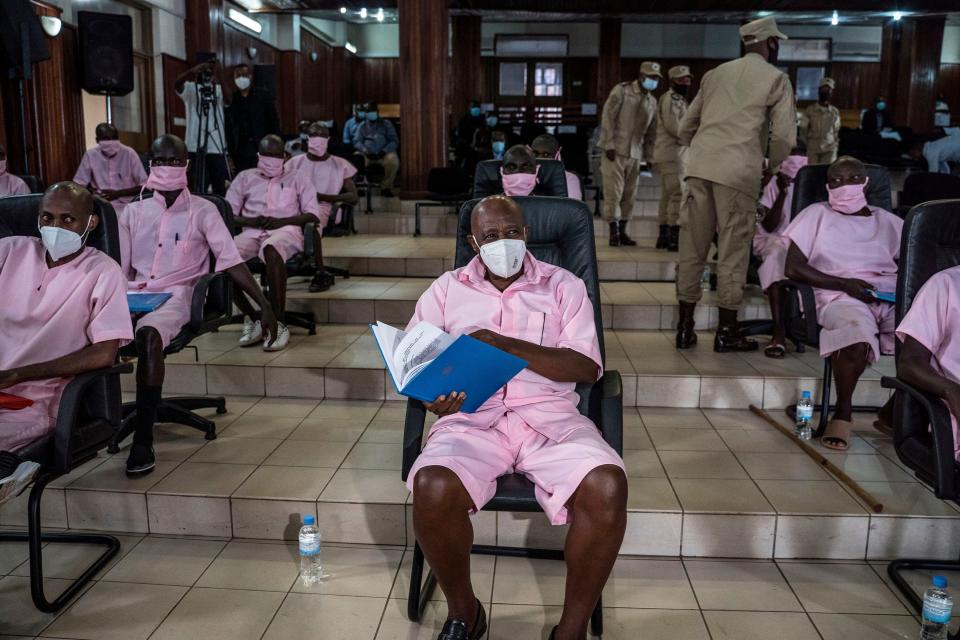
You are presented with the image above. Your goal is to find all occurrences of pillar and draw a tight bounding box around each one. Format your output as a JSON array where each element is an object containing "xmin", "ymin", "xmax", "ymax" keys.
[
  {"xmin": 451, "ymin": 15, "xmax": 482, "ymax": 117},
  {"xmin": 880, "ymin": 16, "xmax": 945, "ymax": 133},
  {"xmin": 185, "ymin": 0, "xmax": 224, "ymax": 63},
  {"xmin": 597, "ymin": 18, "xmax": 622, "ymax": 106},
  {"xmin": 399, "ymin": 0, "xmax": 448, "ymax": 197}
]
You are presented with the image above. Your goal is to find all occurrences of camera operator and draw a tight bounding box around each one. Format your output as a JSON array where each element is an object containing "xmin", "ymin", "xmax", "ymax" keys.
[
  {"xmin": 226, "ymin": 63, "xmax": 280, "ymax": 172},
  {"xmin": 175, "ymin": 54, "xmax": 231, "ymax": 196}
]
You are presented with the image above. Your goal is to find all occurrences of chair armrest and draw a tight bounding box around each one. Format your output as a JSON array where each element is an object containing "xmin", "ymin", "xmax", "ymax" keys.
[
  {"xmin": 189, "ymin": 272, "xmax": 230, "ymax": 333},
  {"xmin": 401, "ymin": 397, "xmax": 428, "ymax": 482},
  {"xmin": 779, "ymin": 279, "xmax": 819, "ymax": 346},
  {"xmin": 53, "ymin": 362, "xmax": 133, "ymax": 469},
  {"xmin": 598, "ymin": 371, "xmax": 624, "ymax": 456}
]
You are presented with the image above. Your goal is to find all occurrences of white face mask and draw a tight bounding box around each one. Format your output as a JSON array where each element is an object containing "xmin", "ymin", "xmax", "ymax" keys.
[
  {"xmin": 478, "ymin": 238, "xmax": 526, "ymax": 279},
  {"xmin": 39, "ymin": 217, "xmax": 91, "ymax": 261},
  {"xmin": 235, "ymin": 76, "xmax": 251, "ymax": 91}
]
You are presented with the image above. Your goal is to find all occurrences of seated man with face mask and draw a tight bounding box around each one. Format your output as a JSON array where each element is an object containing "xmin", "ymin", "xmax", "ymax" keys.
[
  {"xmin": 474, "ymin": 145, "xmax": 568, "ymax": 199},
  {"xmin": 226, "ymin": 134, "xmax": 322, "ymax": 351},
  {"xmin": 0, "ymin": 182, "xmax": 133, "ymax": 502},
  {"xmin": 783, "ymin": 156, "xmax": 901, "ymax": 452},
  {"xmin": 406, "ymin": 195, "xmax": 627, "ymax": 640},
  {"xmin": 73, "ymin": 123, "xmax": 148, "ymax": 216},
  {"xmin": 531, "ymin": 134, "xmax": 583, "ymax": 201},
  {"xmin": 119, "ymin": 134, "xmax": 279, "ymax": 476},
  {"xmin": 0, "ymin": 145, "xmax": 30, "ymax": 198}
]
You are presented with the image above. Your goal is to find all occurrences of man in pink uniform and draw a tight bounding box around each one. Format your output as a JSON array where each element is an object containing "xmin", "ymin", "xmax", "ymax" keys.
[
  {"xmin": 897, "ymin": 266, "xmax": 960, "ymax": 462},
  {"xmin": 0, "ymin": 145, "xmax": 30, "ymax": 198},
  {"xmin": 531, "ymin": 134, "xmax": 583, "ymax": 200},
  {"xmin": 226, "ymin": 134, "xmax": 323, "ymax": 350},
  {"xmin": 0, "ymin": 183, "xmax": 132, "ymax": 500},
  {"xmin": 286, "ymin": 121, "xmax": 359, "ymax": 293},
  {"xmin": 406, "ymin": 196, "xmax": 627, "ymax": 640},
  {"xmin": 119, "ymin": 134, "xmax": 278, "ymax": 476},
  {"xmin": 72, "ymin": 123, "xmax": 148, "ymax": 215},
  {"xmin": 756, "ymin": 150, "xmax": 807, "ymax": 358},
  {"xmin": 784, "ymin": 156, "xmax": 901, "ymax": 450}
]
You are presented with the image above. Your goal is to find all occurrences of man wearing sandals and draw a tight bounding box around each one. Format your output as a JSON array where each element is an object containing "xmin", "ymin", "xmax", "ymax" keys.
[{"xmin": 783, "ymin": 156, "xmax": 899, "ymax": 450}]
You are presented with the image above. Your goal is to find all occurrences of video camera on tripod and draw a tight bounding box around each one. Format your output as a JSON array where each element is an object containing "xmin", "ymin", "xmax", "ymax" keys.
[{"xmin": 190, "ymin": 52, "xmax": 231, "ymax": 192}]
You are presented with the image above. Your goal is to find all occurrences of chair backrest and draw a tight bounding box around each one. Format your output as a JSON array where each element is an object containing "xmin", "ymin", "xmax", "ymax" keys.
[
  {"xmin": 455, "ymin": 196, "xmax": 604, "ymax": 362},
  {"xmin": 427, "ymin": 167, "xmax": 470, "ymax": 195},
  {"xmin": 472, "ymin": 159, "xmax": 569, "ymax": 199},
  {"xmin": 195, "ymin": 194, "xmax": 235, "ymax": 323},
  {"xmin": 896, "ymin": 199, "xmax": 960, "ymax": 324},
  {"xmin": 0, "ymin": 194, "xmax": 120, "ymax": 262},
  {"xmin": 900, "ymin": 172, "xmax": 960, "ymax": 212},
  {"xmin": 790, "ymin": 163, "xmax": 893, "ymax": 219},
  {"xmin": 17, "ymin": 174, "xmax": 43, "ymax": 193}
]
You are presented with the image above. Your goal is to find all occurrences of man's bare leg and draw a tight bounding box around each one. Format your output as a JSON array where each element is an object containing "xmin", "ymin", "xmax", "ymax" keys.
[{"xmin": 263, "ymin": 245, "xmax": 287, "ymax": 317}]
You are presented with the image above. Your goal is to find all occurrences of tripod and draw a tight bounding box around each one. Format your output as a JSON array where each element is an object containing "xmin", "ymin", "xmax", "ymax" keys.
[{"xmin": 192, "ymin": 78, "xmax": 232, "ymax": 194}]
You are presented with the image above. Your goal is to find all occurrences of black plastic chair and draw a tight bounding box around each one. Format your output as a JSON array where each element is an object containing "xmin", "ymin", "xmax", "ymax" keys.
[
  {"xmin": 898, "ymin": 172, "xmax": 960, "ymax": 217},
  {"xmin": 413, "ymin": 167, "xmax": 471, "ymax": 237},
  {"xmin": 879, "ymin": 199, "xmax": 960, "ymax": 624},
  {"xmin": 0, "ymin": 195, "xmax": 132, "ymax": 612},
  {"xmin": 401, "ymin": 196, "xmax": 622, "ymax": 636},
  {"xmin": 773, "ymin": 163, "xmax": 894, "ymax": 437},
  {"xmin": 472, "ymin": 159, "xmax": 569, "ymax": 199},
  {"xmin": 16, "ymin": 174, "xmax": 43, "ymax": 194},
  {"xmin": 108, "ymin": 194, "xmax": 236, "ymax": 449}
]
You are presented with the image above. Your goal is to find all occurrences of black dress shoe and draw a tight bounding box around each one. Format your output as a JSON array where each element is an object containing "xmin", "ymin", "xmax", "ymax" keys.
[
  {"xmin": 617, "ymin": 221, "xmax": 637, "ymax": 246},
  {"xmin": 125, "ymin": 444, "xmax": 155, "ymax": 477},
  {"xmin": 668, "ymin": 225, "xmax": 680, "ymax": 252},
  {"xmin": 437, "ymin": 600, "xmax": 487, "ymax": 640},
  {"xmin": 655, "ymin": 224, "xmax": 669, "ymax": 249},
  {"xmin": 714, "ymin": 325, "xmax": 759, "ymax": 353},
  {"xmin": 309, "ymin": 269, "xmax": 335, "ymax": 293},
  {"xmin": 676, "ymin": 301, "xmax": 698, "ymax": 349}
]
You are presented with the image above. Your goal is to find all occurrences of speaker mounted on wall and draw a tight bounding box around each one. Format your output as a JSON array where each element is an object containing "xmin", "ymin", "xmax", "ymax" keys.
[{"xmin": 78, "ymin": 11, "xmax": 134, "ymax": 96}]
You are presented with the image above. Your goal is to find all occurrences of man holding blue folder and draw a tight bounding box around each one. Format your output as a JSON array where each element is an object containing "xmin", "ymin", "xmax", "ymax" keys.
[{"xmin": 406, "ymin": 196, "xmax": 627, "ymax": 640}]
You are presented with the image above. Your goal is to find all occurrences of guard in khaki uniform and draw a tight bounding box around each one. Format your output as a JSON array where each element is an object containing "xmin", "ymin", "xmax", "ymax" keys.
[
  {"xmin": 801, "ymin": 77, "xmax": 841, "ymax": 165},
  {"xmin": 652, "ymin": 65, "xmax": 693, "ymax": 253},
  {"xmin": 599, "ymin": 61, "xmax": 660, "ymax": 247},
  {"xmin": 675, "ymin": 16, "xmax": 797, "ymax": 353}
]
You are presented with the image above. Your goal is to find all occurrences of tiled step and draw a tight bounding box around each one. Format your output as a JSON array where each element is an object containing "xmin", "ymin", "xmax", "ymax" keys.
[{"xmin": 2, "ymin": 399, "xmax": 951, "ymax": 562}]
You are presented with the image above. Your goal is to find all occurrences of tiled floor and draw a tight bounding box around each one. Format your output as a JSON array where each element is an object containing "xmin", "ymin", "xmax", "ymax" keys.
[{"xmin": 0, "ymin": 534, "xmax": 942, "ymax": 639}]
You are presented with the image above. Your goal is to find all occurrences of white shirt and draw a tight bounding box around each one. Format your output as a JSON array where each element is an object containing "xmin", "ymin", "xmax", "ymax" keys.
[{"xmin": 177, "ymin": 81, "xmax": 228, "ymax": 154}]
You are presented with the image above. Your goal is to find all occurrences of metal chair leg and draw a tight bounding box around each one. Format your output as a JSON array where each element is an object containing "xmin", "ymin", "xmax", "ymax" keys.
[
  {"xmin": 407, "ymin": 542, "xmax": 437, "ymax": 622},
  {"xmin": 590, "ymin": 594, "xmax": 604, "ymax": 636},
  {"xmin": 889, "ymin": 558, "xmax": 960, "ymax": 639},
  {"xmin": 414, "ymin": 203, "xmax": 422, "ymax": 237}
]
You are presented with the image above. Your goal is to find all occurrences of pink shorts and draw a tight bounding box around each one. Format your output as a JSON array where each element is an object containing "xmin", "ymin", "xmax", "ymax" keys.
[
  {"xmin": 757, "ymin": 242, "xmax": 788, "ymax": 291},
  {"xmin": 135, "ymin": 291, "xmax": 191, "ymax": 348},
  {"xmin": 234, "ymin": 227, "xmax": 303, "ymax": 263},
  {"xmin": 0, "ymin": 405, "xmax": 53, "ymax": 452},
  {"xmin": 407, "ymin": 410, "xmax": 625, "ymax": 525},
  {"xmin": 818, "ymin": 299, "xmax": 895, "ymax": 363}
]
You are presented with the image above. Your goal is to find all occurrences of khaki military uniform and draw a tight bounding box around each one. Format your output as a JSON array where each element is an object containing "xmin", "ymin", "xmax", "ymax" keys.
[
  {"xmin": 801, "ymin": 103, "xmax": 841, "ymax": 165},
  {"xmin": 675, "ymin": 52, "xmax": 796, "ymax": 311},
  {"xmin": 599, "ymin": 80, "xmax": 658, "ymax": 222},
  {"xmin": 652, "ymin": 89, "xmax": 689, "ymax": 226}
]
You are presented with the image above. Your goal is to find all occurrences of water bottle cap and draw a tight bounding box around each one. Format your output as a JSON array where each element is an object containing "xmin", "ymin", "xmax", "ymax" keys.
[
  {"xmin": 303, "ymin": 514, "xmax": 316, "ymax": 526},
  {"xmin": 934, "ymin": 575, "xmax": 949, "ymax": 588},
  {"xmin": 801, "ymin": 391, "xmax": 811, "ymax": 398}
]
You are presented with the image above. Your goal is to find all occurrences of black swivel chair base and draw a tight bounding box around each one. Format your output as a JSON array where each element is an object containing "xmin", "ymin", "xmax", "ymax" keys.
[
  {"xmin": 889, "ymin": 558, "xmax": 960, "ymax": 639},
  {"xmin": 282, "ymin": 311, "xmax": 317, "ymax": 336},
  {"xmin": 0, "ymin": 472, "xmax": 119, "ymax": 612},
  {"xmin": 107, "ymin": 397, "xmax": 225, "ymax": 453},
  {"xmin": 407, "ymin": 541, "xmax": 604, "ymax": 636}
]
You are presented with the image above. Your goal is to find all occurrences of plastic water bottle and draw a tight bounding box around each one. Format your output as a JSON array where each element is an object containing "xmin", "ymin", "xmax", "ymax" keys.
[
  {"xmin": 701, "ymin": 266, "xmax": 711, "ymax": 292},
  {"xmin": 921, "ymin": 575, "xmax": 953, "ymax": 640},
  {"xmin": 298, "ymin": 514, "xmax": 323, "ymax": 585},
  {"xmin": 795, "ymin": 391, "xmax": 814, "ymax": 441}
]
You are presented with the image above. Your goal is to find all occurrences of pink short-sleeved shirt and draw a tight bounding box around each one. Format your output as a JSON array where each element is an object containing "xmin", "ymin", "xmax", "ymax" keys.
[
  {"xmin": 286, "ymin": 153, "xmax": 356, "ymax": 222},
  {"xmin": 754, "ymin": 179, "xmax": 795, "ymax": 256},
  {"xmin": 118, "ymin": 191, "xmax": 244, "ymax": 295},
  {"xmin": 226, "ymin": 167, "xmax": 322, "ymax": 247},
  {"xmin": 407, "ymin": 252, "xmax": 603, "ymax": 442},
  {"xmin": 564, "ymin": 171, "xmax": 582, "ymax": 200},
  {"xmin": 0, "ymin": 172, "xmax": 30, "ymax": 197},
  {"xmin": 783, "ymin": 203, "xmax": 903, "ymax": 309},
  {"xmin": 72, "ymin": 145, "xmax": 148, "ymax": 208},
  {"xmin": 0, "ymin": 237, "xmax": 133, "ymax": 432}
]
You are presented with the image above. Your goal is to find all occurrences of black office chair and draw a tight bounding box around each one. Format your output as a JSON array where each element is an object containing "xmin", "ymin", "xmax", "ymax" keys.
[
  {"xmin": 16, "ymin": 175, "xmax": 43, "ymax": 194},
  {"xmin": 472, "ymin": 159, "xmax": 569, "ymax": 199},
  {"xmin": 401, "ymin": 196, "xmax": 623, "ymax": 636},
  {"xmin": 775, "ymin": 163, "xmax": 894, "ymax": 437},
  {"xmin": 413, "ymin": 167, "xmax": 472, "ymax": 237},
  {"xmin": 0, "ymin": 195, "xmax": 132, "ymax": 612},
  {"xmin": 878, "ymin": 200, "xmax": 960, "ymax": 624},
  {"xmin": 898, "ymin": 172, "xmax": 960, "ymax": 217},
  {"xmin": 108, "ymin": 194, "xmax": 236, "ymax": 450}
]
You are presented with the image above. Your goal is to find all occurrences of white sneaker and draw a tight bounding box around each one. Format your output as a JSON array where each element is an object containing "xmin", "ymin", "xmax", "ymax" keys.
[
  {"xmin": 239, "ymin": 317, "xmax": 263, "ymax": 347},
  {"xmin": 263, "ymin": 323, "xmax": 290, "ymax": 352}
]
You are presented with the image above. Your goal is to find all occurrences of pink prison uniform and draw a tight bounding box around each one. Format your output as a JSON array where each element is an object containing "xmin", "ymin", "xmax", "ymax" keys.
[
  {"xmin": 286, "ymin": 153, "xmax": 357, "ymax": 226},
  {"xmin": 564, "ymin": 171, "xmax": 582, "ymax": 201},
  {"xmin": 226, "ymin": 167, "xmax": 321, "ymax": 262},
  {"xmin": 405, "ymin": 252, "xmax": 624, "ymax": 525},
  {"xmin": 0, "ymin": 237, "xmax": 132, "ymax": 452},
  {"xmin": 72, "ymin": 144, "xmax": 148, "ymax": 214},
  {"xmin": 0, "ymin": 172, "xmax": 30, "ymax": 198},
  {"xmin": 896, "ymin": 266, "xmax": 960, "ymax": 461},
  {"xmin": 755, "ymin": 178, "xmax": 795, "ymax": 291},
  {"xmin": 783, "ymin": 203, "xmax": 903, "ymax": 362},
  {"xmin": 119, "ymin": 191, "xmax": 244, "ymax": 347}
]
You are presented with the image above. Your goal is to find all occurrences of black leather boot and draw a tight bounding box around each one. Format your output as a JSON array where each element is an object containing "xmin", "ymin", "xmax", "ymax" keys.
[
  {"xmin": 618, "ymin": 220, "xmax": 637, "ymax": 246},
  {"xmin": 668, "ymin": 225, "xmax": 680, "ymax": 252},
  {"xmin": 676, "ymin": 301, "xmax": 698, "ymax": 349},
  {"xmin": 714, "ymin": 308, "xmax": 759, "ymax": 353},
  {"xmin": 655, "ymin": 224, "xmax": 669, "ymax": 249},
  {"xmin": 609, "ymin": 221, "xmax": 621, "ymax": 246}
]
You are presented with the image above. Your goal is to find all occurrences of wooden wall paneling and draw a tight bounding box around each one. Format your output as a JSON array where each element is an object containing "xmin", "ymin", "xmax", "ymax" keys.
[
  {"xmin": 276, "ymin": 50, "xmax": 301, "ymax": 134},
  {"xmin": 597, "ymin": 18, "xmax": 621, "ymax": 106},
  {"xmin": 451, "ymin": 15, "xmax": 482, "ymax": 116},
  {"xmin": 936, "ymin": 64, "xmax": 960, "ymax": 125},
  {"xmin": 300, "ymin": 28, "xmax": 351, "ymax": 124},
  {"xmin": 162, "ymin": 54, "xmax": 189, "ymax": 140},
  {"xmin": 900, "ymin": 16, "xmax": 945, "ymax": 133},
  {"xmin": 357, "ymin": 58, "xmax": 401, "ymax": 106},
  {"xmin": 185, "ymin": 0, "xmax": 225, "ymax": 64},
  {"xmin": 829, "ymin": 63, "xmax": 881, "ymax": 111}
]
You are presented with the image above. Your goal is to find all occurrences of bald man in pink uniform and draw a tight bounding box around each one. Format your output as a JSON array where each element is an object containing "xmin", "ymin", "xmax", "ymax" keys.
[
  {"xmin": 73, "ymin": 123, "xmax": 148, "ymax": 215},
  {"xmin": 784, "ymin": 156, "xmax": 902, "ymax": 451},
  {"xmin": 0, "ymin": 145, "xmax": 29, "ymax": 198},
  {"xmin": 897, "ymin": 265, "xmax": 960, "ymax": 462},
  {"xmin": 406, "ymin": 196, "xmax": 626, "ymax": 640},
  {"xmin": 0, "ymin": 182, "xmax": 132, "ymax": 499}
]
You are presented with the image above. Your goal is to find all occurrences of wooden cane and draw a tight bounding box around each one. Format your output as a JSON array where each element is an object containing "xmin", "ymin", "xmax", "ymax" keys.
[{"xmin": 749, "ymin": 405, "xmax": 884, "ymax": 514}]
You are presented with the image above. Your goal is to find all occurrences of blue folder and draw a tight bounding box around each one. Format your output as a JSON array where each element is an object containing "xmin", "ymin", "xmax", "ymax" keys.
[
  {"xmin": 127, "ymin": 292, "xmax": 173, "ymax": 313},
  {"xmin": 372, "ymin": 329, "xmax": 528, "ymax": 413},
  {"xmin": 870, "ymin": 290, "xmax": 896, "ymax": 304}
]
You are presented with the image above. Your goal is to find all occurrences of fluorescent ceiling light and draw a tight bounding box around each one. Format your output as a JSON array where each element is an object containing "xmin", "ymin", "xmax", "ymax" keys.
[
  {"xmin": 830, "ymin": 10, "xmax": 839, "ymax": 26},
  {"xmin": 345, "ymin": 41, "xmax": 357, "ymax": 53},
  {"xmin": 359, "ymin": 7, "xmax": 368, "ymax": 18},
  {"xmin": 340, "ymin": 6, "xmax": 347, "ymax": 13},
  {"xmin": 376, "ymin": 7, "xmax": 384, "ymax": 22},
  {"xmin": 893, "ymin": 11, "xmax": 903, "ymax": 20},
  {"xmin": 228, "ymin": 7, "xmax": 262, "ymax": 34}
]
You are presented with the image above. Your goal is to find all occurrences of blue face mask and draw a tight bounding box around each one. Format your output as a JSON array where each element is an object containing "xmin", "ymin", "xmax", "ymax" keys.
[
  {"xmin": 486, "ymin": 116, "xmax": 498, "ymax": 127},
  {"xmin": 876, "ymin": 101, "xmax": 887, "ymax": 111},
  {"xmin": 469, "ymin": 107, "xmax": 481, "ymax": 117},
  {"xmin": 356, "ymin": 111, "xmax": 366, "ymax": 120},
  {"xmin": 492, "ymin": 141, "xmax": 505, "ymax": 154},
  {"xmin": 366, "ymin": 111, "xmax": 379, "ymax": 122},
  {"xmin": 641, "ymin": 77, "xmax": 659, "ymax": 91}
]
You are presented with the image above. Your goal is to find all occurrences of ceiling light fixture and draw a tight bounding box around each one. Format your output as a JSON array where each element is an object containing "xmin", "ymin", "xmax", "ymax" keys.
[
  {"xmin": 893, "ymin": 10, "xmax": 903, "ymax": 21},
  {"xmin": 830, "ymin": 10, "xmax": 839, "ymax": 26},
  {"xmin": 375, "ymin": 7, "xmax": 384, "ymax": 22},
  {"xmin": 339, "ymin": 6, "xmax": 347, "ymax": 13},
  {"xmin": 345, "ymin": 41, "xmax": 357, "ymax": 53},
  {"xmin": 40, "ymin": 15, "xmax": 62, "ymax": 37},
  {"xmin": 359, "ymin": 7, "xmax": 367, "ymax": 18},
  {"xmin": 228, "ymin": 7, "xmax": 262, "ymax": 34}
]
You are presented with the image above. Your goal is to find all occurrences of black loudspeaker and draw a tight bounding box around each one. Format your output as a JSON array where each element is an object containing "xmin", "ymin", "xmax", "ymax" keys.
[
  {"xmin": 0, "ymin": 0, "xmax": 50, "ymax": 79},
  {"xmin": 254, "ymin": 64, "xmax": 277, "ymax": 99},
  {"xmin": 78, "ymin": 11, "xmax": 134, "ymax": 96}
]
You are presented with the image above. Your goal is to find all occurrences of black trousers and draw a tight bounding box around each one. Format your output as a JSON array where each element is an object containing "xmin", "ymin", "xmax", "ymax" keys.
[{"xmin": 188, "ymin": 152, "xmax": 230, "ymax": 197}]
